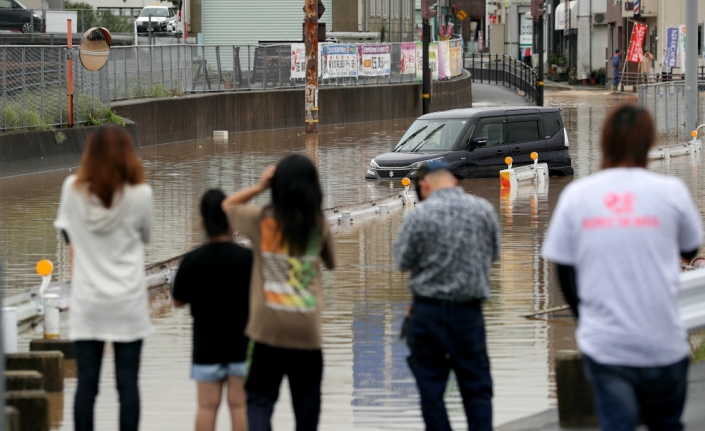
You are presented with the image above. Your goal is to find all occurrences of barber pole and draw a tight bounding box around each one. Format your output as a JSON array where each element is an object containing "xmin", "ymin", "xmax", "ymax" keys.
[{"xmin": 633, "ymin": 0, "xmax": 640, "ymax": 17}]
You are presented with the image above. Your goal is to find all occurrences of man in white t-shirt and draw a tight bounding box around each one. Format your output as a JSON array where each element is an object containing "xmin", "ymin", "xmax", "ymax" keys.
[{"xmin": 542, "ymin": 104, "xmax": 702, "ymax": 431}]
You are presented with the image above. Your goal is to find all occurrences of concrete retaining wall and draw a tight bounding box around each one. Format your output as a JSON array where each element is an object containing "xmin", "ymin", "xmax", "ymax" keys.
[
  {"xmin": 113, "ymin": 71, "xmax": 472, "ymax": 147},
  {"xmin": 0, "ymin": 121, "xmax": 139, "ymax": 178}
]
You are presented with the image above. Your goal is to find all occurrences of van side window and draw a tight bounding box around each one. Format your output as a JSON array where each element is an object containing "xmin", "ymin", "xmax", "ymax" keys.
[
  {"xmin": 542, "ymin": 112, "xmax": 563, "ymax": 137},
  {"xmin": 507, "ymin": 121, "xmax": 540, "ymax": 144},
  {"xmin": 475, "ymin": 121, "xmax": 504, "ymax": 146},
  {"xmin": 0, "ymin": 0, "xmax": 12, "ymax": 7}
]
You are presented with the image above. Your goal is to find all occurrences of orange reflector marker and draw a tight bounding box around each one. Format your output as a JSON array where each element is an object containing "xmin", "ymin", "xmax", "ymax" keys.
[
  {"xmin": 401, "ymin": 177, "xmax": 410, "ymax": 187},
  {"xmin": 530, "ymin": 152, "xmax": 538, "ymax": 160},
  {"xmin": 692, "ymin": 130, "xmax": 698, "ymax": 138},
  {"xmin": 500, "ymin": 171, "xmax": 511, "ymax": 189},
  {"xmin": 36, "ymin": 259, "xmax": 53, "ymax": 277},
  {"xmin": 504, "ymin": 156, "xmax": 513, "ymax": 166}
]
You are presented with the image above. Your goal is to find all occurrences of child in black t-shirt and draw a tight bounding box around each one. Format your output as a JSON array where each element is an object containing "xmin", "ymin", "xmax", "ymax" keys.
[{"xmin": 172, "ymin": 189, "xmax": 253, "ymax": 431}]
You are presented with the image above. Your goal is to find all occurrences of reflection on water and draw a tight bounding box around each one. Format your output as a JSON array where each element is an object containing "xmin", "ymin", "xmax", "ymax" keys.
[{"xmin": 8, "ymin": 91, "xmax": 705, "ymax": 429}]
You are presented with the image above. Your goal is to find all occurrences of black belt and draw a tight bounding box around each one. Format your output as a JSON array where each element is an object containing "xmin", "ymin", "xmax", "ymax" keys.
[{"xmin": 413, "ymin": 295, "xmax": 483, "ymax": 308}]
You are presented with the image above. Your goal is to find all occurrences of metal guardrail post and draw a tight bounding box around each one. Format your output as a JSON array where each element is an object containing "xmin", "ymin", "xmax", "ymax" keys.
[
  {"xmin": 1, "ymin": 47, "xmax": 5, "ymax": 130},
  {"xmin": 41, "ymin": 47, "xmax": 45, "ymax": 121},
  {"xmin": 160, "ymin": 46, "xmax": 165, "ymax": 87},
  {"xmin": 149, "ymin": 45, "xmax": 153, "ymax": 93},
  {"xmin": 21, "ymin": 47, "xmax": 26, "ymax": 128},
  {"xmin": 137, "ymin": 46, "xmax": 141, "ymax": 97},
  {"xmin": 216, "ymin": 46, "xmax": 222, "ymax": 91}
]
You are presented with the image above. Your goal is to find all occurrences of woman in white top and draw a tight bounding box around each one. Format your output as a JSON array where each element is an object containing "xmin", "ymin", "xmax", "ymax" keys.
[{"xmin": 54, "ymin": 125, "xmax": 153, "ymax": 431}]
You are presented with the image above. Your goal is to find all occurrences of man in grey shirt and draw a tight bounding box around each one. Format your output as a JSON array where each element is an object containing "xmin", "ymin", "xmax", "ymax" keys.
[{"xmin": 393, "ymin": 160, "xmax": 500, "ymax": 431}]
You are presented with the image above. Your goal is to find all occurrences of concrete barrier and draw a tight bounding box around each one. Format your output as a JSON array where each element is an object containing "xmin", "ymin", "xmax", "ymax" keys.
[
  {"xmin": 29, "ymin": 339, "xmax": 75, "ymax": 360},
  {"xmin": 555, "ymin": 352, "xmax": 598, "ymax": 427},
  {"xmin": 113, "ymin": 71, "xmax": 472, "ymax": 147},
  {"xmin": 6, "ymin": 406, "xmax": 20, "ymax": 431},
  {"xmin": 6, "ymin": 370, "xmax": 43, "ymax": 391},
  {"xmin": 6, "ymin": 352, "xmax": 64, "ymax": 392},
  {"xmin": 5, "ymin": 390, "xmax": 49, "ymax": 431},
  {"xmin": 0, "ymin": 120, "xmax": 140, "ymax": 178}
]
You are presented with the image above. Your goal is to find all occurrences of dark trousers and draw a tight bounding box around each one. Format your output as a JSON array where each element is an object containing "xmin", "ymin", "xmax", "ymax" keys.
[
  {"xmin": 583, "ymin": 354, "xmax": 689, "ymax": 431},
  {"xmin": 406, "ymin": 300, "xmax": 493, "ymax": 431},
  {"xmin": 245, "ymin": 342, "xmax": 323, "ymax": 431},
  {"xmin": 74, "ymin": 339, "xmax": 143, "ymax": 431}
]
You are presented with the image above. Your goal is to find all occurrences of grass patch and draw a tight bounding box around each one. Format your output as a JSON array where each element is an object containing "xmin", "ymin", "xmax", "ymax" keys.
[{"xmin": 691, "ymin": 330, "xmax": 705, "ymax": 363}]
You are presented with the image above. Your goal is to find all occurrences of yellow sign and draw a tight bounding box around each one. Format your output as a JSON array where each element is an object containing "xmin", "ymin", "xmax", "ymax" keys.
[{"xmin": 456, "ymin": 9, "xmax": 468, "ymax": 20}]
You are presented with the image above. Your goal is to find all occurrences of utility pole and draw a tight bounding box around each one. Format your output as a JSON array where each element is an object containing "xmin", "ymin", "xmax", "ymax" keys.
[
  {"xmin": 531, "ymin": 0, "xmax": 545, "ymax": 106},
  {"xmin": 421, "ymin": 0, "xmax": 437, "ymax": 114},
  {"xmin": 685, "ymin": 0, "xmax": 698, "ymax": 135},
  {"xmin": 304, "ymin": 0, "xmax": 320, "ymax": 133}
]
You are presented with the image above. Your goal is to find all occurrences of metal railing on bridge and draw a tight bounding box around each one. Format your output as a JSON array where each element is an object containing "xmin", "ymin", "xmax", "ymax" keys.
[{"xmin": 464, "ymin": 52, "xmax": 539, "ymax": 105}]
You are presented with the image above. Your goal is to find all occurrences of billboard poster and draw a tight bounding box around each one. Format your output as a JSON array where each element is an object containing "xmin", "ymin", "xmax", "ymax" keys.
[
  {"xmin": 321, "ymin": 44, "xmax": 358, "ymax": 79},
  {"xmin": 438, "ymin": 40, "xmax": 451, "ymax": 80},
  {"xmin": 400, "ymin": 42, "xmax": 416, "ymax": 74},
  {"xmin": 414, "ymin": 42, "xmax": 439, "ymax": 82},
  {"xmin": 666, "ymin": 27, "xmax": 678, "ymax": 68},
  {"xmin": 359, "ymin": 44, "xmax": 391, "ymax": 76},
  {"xmin": 626, "ymin": 22, "xmax": 647, "ymax": 63},
  {"xmin": 679, "ymin": 25, "xmax": 687, "ymax": 71},
  {"xmin": 449, "ymin": 39, "xmax": 463, "ymax": 77},
  {"xmin": 290, "ymin": 43, "xmax": 306, "ymax": 80}
]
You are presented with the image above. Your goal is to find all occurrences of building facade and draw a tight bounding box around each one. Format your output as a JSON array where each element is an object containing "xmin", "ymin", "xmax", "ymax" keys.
[{"xmin": 332, "ymin": 0, "xmax": 415, "ymax": 42}]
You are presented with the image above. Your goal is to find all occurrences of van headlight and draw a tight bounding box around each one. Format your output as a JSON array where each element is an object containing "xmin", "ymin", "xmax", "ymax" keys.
[
  {"xmin": 410, "ymin": 157, "xmax": 442, "ymax": 169},
  {"xmin": 369, "ymin": 159, "xmax": 379, "ymax": 169}
]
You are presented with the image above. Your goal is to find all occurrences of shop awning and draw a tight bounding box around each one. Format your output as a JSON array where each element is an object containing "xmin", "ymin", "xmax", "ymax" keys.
[{"xmin": 554, "ymin": 1, "xmax": 578, "ymax": 31}]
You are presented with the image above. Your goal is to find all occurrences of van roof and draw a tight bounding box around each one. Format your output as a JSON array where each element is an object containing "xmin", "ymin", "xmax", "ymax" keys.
[{"xmin": 418, "ymin": 106, "xmax": 561, "ymax": 120}]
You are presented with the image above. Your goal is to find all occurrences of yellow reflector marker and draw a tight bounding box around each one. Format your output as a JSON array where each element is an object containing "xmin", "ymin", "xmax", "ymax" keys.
[
  {"xmin": 401, "ymin": 177, "xmax": 410, "ymax": 187},
  {"xmin": 692, "ymin": 130, "xmax": 698, "ymax": 138},
  {"xmin": 530, "ymin": 152, "xmax": 538, "ymax": 160},
  {"xmin": 36, "ymin": 259, "xmax": 53, "ymax": 277},
  {"xmin": 504, "ymin": 156, "xmax": 513, "ymax": 166}
]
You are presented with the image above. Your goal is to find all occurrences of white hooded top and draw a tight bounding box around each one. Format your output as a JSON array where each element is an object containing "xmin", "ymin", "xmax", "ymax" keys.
[{"xmin": 54, "ymin": 174, "xmax": 154, "ymax": 342}]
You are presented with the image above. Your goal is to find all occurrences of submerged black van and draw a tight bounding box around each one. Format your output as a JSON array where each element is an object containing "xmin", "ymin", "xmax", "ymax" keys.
[{"xmin": 365, "ymin": 106, "xmax": 573, "ymax": 180}]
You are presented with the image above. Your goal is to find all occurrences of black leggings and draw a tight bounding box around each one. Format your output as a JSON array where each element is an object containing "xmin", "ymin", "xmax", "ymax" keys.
[{"xmin": 74, "ymin": 340, "xmax": 143, "ymax": 431}]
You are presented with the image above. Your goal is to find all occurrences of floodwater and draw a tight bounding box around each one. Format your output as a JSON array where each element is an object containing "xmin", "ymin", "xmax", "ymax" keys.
[{"xmin": 5, "ymin": 88, "xmax": 705, "ymax": 429}]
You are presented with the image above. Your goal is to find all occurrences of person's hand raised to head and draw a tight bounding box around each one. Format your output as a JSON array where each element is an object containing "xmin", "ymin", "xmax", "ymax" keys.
[{"xmin": 259, "ymin": 165, "xmax": 276, "ymax": 190}]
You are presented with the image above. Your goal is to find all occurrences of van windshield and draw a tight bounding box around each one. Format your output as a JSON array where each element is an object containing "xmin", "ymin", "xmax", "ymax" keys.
[
  {"xmin": 393, "ymin": 119, "xmax": 469, "ymax": 152},
  {"xmin": 140, "ymin": 7, "xmax": 169, "ymax": 17}
]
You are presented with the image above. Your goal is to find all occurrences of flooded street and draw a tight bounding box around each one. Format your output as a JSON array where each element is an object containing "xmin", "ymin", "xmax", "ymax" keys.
[{"xmin": 5, "ymin": 87, "xmax": 705, "ymax": 429}]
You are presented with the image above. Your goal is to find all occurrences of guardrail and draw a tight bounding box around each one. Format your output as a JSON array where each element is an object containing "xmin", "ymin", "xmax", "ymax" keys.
[{"xmin": 464, "ymin": 52, "xmax": 539, "ymax": 104}]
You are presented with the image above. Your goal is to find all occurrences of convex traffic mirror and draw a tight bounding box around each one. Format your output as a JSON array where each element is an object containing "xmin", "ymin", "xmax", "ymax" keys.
[{"xmin": 79, "ymin": 27, "xmax": 112, "ymax": 71}]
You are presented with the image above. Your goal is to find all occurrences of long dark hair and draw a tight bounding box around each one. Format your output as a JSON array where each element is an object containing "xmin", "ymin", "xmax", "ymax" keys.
[
  {"xmin": 269, "ymin": 154, "xmax": 323, "ymax": 256},
  {"xmin": 600, "ymin": 104, "xmax": 654, "ymax": 169},
  {"xmin": 75, "ymin": 125, "xmax": 144, "ymax": 208},
  {"xmin": 200, "ymin": 189, "xmax": 229, "ymax": 238}
]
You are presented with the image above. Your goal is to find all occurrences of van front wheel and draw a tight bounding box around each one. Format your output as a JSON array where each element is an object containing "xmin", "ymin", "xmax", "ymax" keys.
[{"xmin": 21, "ymin": 22, "xmax": 33, "ymax": 33}]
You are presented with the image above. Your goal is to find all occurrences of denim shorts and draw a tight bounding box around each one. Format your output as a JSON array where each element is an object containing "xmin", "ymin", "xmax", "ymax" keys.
[{"xmin": 191, "ymin": 361, "xmax": 248, "ymax": 382}]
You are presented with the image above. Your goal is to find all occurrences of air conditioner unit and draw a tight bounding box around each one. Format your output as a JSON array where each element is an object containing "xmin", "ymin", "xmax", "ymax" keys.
[
  {"xmin": 593, "ymin": 13, "xmax": 606, "ymax": 25},
  {"xmin": 614, "ymin": 0, "xmax": 622, "ymax": 6}
]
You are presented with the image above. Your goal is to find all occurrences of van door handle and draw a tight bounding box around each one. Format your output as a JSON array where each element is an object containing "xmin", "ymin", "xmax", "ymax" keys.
[
  {"xmin": 496, "ymin": 150, "xmax": 504, "ymax": 154},
  {"xmin": 512, "ymin": 148, "xmax": 521, "ymax": 154}
]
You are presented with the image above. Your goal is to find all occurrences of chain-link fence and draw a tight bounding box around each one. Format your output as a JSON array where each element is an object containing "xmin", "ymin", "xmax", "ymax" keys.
[
  {"xmin": 106, "ymin": 43, "xmax": 433, "ymax": 100},
  {"xmin": 637, "ymin": 82, "xmax": 705, "ymax": 142},
  {"xmin": 0, "ymin": 45, "xmax": 109, "ymax": 132},
  {"xmin": 1, "ymin": 42, "xmax": 465, "ymax": 131}
]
